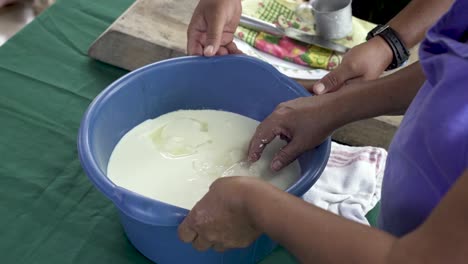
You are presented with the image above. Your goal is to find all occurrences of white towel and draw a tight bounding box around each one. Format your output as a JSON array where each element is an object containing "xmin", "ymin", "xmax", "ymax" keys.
[{"xmin": 302, "ymin": 142, "xmax": 386, "ymax": 225}]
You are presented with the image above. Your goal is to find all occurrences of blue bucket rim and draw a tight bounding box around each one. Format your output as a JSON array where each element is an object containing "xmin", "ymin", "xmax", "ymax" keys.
[{"xmin": 77, "ymin": 55, "xmax": 331, "ymax": 226}]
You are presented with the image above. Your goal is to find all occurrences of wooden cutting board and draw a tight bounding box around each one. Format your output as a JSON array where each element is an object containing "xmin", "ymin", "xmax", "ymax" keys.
[{"xmin": 88, "ymin": 0, "xmax": 196, "ymax": 71}]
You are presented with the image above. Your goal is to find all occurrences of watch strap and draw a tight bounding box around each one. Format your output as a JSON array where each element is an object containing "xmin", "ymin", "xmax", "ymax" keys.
[{"xmin": 367, "ymin": 25, "xmax": 410, "ymax": 70}]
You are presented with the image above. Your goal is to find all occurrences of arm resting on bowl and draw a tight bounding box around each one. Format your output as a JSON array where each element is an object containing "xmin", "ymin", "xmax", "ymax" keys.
[
  {"xmin": 248, "ymin": 62, "xmax": 425, "ymax": 171},
  {"xmin": 245, "ymin": 169, "xmax": 468, "ymax": 264},
  {"xmin": 178, "ymin": 170, "xmax": 468, "ymax": 263}
]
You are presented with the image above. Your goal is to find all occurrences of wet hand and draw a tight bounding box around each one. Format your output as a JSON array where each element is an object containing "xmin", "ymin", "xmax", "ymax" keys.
[
  {"xmin": 248, "ymin": 96, "xmax": 335, "ymax": 171},
  {"xmin": 178, "ymin": 177, "xmax": 262, "ymax": 252}
]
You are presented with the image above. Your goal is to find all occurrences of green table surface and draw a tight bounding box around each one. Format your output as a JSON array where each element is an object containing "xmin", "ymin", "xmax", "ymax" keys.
[{"xmin": 0, "ymin": 0, "xmax": 379, "ymax": 263}]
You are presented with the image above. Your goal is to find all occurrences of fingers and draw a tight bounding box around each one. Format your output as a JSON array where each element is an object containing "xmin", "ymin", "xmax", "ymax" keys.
[
  {"xmin": 247, "ymin": 123, "xmax": 281, "ymax": 162},
  {"xmin": 345, "ymin": 76, "xmax": 364, "ymax": 85},
  {"xmin": 312, "ymin": 62, "xmax": 358, "ymax": 95},
  {"xmin": 204, "ymin": 12, "xmax": 226, "ymax": 56},
  {"xmin": 178, "ymin": 201, "xmax": 215, "ymax": 252},
  {"xmin": 226, "ymin": 42, "xmax": 243, "ymax": 55},
  {"xmin": 179, "ymin": 216, "xmax": 224, "ymax": 252},
  {"xmin": 187, "ymin": 26, "xmax": 203, "ymax": 55},
  {"xmin": 193, "ymin": 236, "xmax": 212, "ymax": 251},
  {"xmin": 213, "ymin": 244, "xmax": 226, "ymax": 252},
  {"xmin": 179, "ymin": 216, "xmax": 213, "ymax": 251},
  {"xmin": 213, "ymin": 42, "xmax": 243, "ymax": 56},
  {"xmin": 187, "ymin": 12, "xmax": 205, "ymax": 56},
  {"xmin": 188, "ymin": 37, "xmax": 239, "ymax": 56},
  {"xmin": 216, "ymin": 47, "xmax": 229, "ymax": 56},
  {"xmin": 187, "ymin": 39, "xmax": 204, "ymax": 56},
  {"xmin": 178, "ymin": 219, "xmax": 198, "ymax": 243},
  {"xmin": 271, "ymin": 140, "xmax": 303, "ymax": 171}
]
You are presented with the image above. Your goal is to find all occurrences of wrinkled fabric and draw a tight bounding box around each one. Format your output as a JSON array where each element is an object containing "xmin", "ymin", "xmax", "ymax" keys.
[
  {"xmin": 303, "ymin": 142, "xmax": 386, "ymax": 225},
  {"xmin": 379, "ymin": 0, "xmax": 468, "ymax": 236}
]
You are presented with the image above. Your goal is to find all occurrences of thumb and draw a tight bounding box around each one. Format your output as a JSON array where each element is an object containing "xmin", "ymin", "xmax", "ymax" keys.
[
  {"xmin": 270, "ymin": 140, "xmax": 303, "ymax": 172},
  {"xmin": 204, "ymin": 13, "xmax": 226, "ymax": 56},
  {"xmin": 312, "ymin": 64, "xmax": 356, "ymax": 94}
]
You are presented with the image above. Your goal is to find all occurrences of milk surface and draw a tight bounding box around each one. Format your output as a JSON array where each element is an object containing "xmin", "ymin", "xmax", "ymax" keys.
[{"xmin": 107, "ymin": 110, "xmax": 300, "ymax": 209}]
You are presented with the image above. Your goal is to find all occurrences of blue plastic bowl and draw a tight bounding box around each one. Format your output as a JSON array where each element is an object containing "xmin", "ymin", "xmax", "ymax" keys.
[{"xmin": 78, "ymin": 55, "xmax": 330, "ymax": 264}]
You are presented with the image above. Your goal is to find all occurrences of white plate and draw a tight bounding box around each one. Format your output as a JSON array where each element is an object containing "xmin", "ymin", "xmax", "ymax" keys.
[{"xmin": 234, "ymin": 38, "xmax": 328, "ymax": 80}]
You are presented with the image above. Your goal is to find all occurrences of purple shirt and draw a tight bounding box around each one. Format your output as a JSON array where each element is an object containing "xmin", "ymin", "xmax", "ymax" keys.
[{"xmin": 378, "ymin": 0, "xmax": 468, "ymax": 236}]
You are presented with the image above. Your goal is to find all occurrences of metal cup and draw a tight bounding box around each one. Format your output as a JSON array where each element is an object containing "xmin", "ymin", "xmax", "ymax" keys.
[{"xmin": 296, "ymin": 0, "xmax": 353, "ymax": 40}]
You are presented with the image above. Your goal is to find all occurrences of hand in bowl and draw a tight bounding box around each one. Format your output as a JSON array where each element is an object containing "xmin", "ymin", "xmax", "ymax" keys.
[
  {"xmin": 178, "ymin": 177, "xmax": 262, "ymax": 252},
  {"xmin": 248, "ymin": 96, "xmax": 336, "ymax": 172}
]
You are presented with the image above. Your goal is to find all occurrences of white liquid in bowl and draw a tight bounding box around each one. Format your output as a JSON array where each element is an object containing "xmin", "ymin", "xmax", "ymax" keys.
[{"xmin": 107, "ymin": 110, "xmax": 300, "ymax": 209}]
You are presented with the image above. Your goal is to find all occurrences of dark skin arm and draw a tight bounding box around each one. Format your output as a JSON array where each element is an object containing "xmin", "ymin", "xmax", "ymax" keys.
[
  {"xmin": 186, "ymin": 0, "xmax": 451, "ymax": 95},
  {"xmin": 244, "ymin": 177, "xmax": 395, "ymax": 263},
  {"xmin": 177, "ymin": 62, "xmax": 431, "ymax": 255},
  {"xmin": 254, "ymin": 168, "xmax": 468, "ymax": 264},
  {"xmin": 387, "ymin": 0, "xmax": 453, "ymax": 48},
  {"xmin": 249, "ymin": 62, "xmax": 425, "ymax": 171},
  {"xmin": 178, "ymin": 169, "xmax": 468, "ymax": 263},
  {"xmin": 179, "ymin": 2, "xmax": 461, "ymax": 259},
  {"xmin": 312, "ymin": 0, "xmax": 453, "ymax": 94}
]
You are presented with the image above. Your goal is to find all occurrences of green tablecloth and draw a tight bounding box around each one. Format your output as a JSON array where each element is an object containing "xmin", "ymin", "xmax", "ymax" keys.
[{"xmin": 0, "ymin": 0, "xmax": 379, "ymax": 263}]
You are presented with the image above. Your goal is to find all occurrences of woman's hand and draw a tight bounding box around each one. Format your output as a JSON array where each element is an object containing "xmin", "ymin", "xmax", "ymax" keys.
[
  {"xmin": 187, "ymin": 0, "xmax": 243, "ymax": 56},
  {"xmin": 311, "ymin": 37, "xmax": 393, "ymax": 94},
  {"xmin": 248, "ymin": 96, "xmax": 338, "ymax": 171},
  {"xmin": 178, "ymin": 177, "xmax": 263, "ymax": 252}
]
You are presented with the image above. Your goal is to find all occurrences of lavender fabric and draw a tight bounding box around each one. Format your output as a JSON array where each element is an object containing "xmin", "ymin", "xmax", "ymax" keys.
[{"xmin": 378, "ymin": 0, "xmax": 468, "ymax": 236}]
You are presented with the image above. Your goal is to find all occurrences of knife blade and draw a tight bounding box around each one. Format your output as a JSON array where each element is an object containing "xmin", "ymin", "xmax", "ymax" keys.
[{"xmin": 239, "ymin": 14, "xmax": 349, "ymax": 53}]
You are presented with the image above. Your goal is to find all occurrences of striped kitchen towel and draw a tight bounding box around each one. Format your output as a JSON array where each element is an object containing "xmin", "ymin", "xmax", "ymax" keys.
[{"xmin": 303, "ymin": 142, "xmax": 386, "ymax": 225}]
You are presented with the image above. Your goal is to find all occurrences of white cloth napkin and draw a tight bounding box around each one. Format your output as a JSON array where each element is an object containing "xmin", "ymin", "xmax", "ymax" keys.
[{"xmin": 302, "ymin": 142, "xmax": 387, "ymax": 225}]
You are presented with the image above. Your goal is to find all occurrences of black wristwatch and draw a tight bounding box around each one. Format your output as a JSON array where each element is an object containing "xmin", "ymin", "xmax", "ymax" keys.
[{"xmin": 366, "ymin": 25, "xmax": 410, "ymax": 71}]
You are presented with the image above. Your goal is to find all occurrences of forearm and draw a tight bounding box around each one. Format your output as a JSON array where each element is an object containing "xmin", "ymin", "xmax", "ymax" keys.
[
  {"xmin": 243, "ymin": 169, "xmax": 468, "ymax": 263},
  {"xmin": 388, "ymin": 0, "xmax": 453, "ymax": 48},
  {"xmin": 244, "ymin": 183, "xmax": 396, "ymax": 263},
  {"xmin": 327, "ymin": 62, "xmax": 425, "ymax": 128}
]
